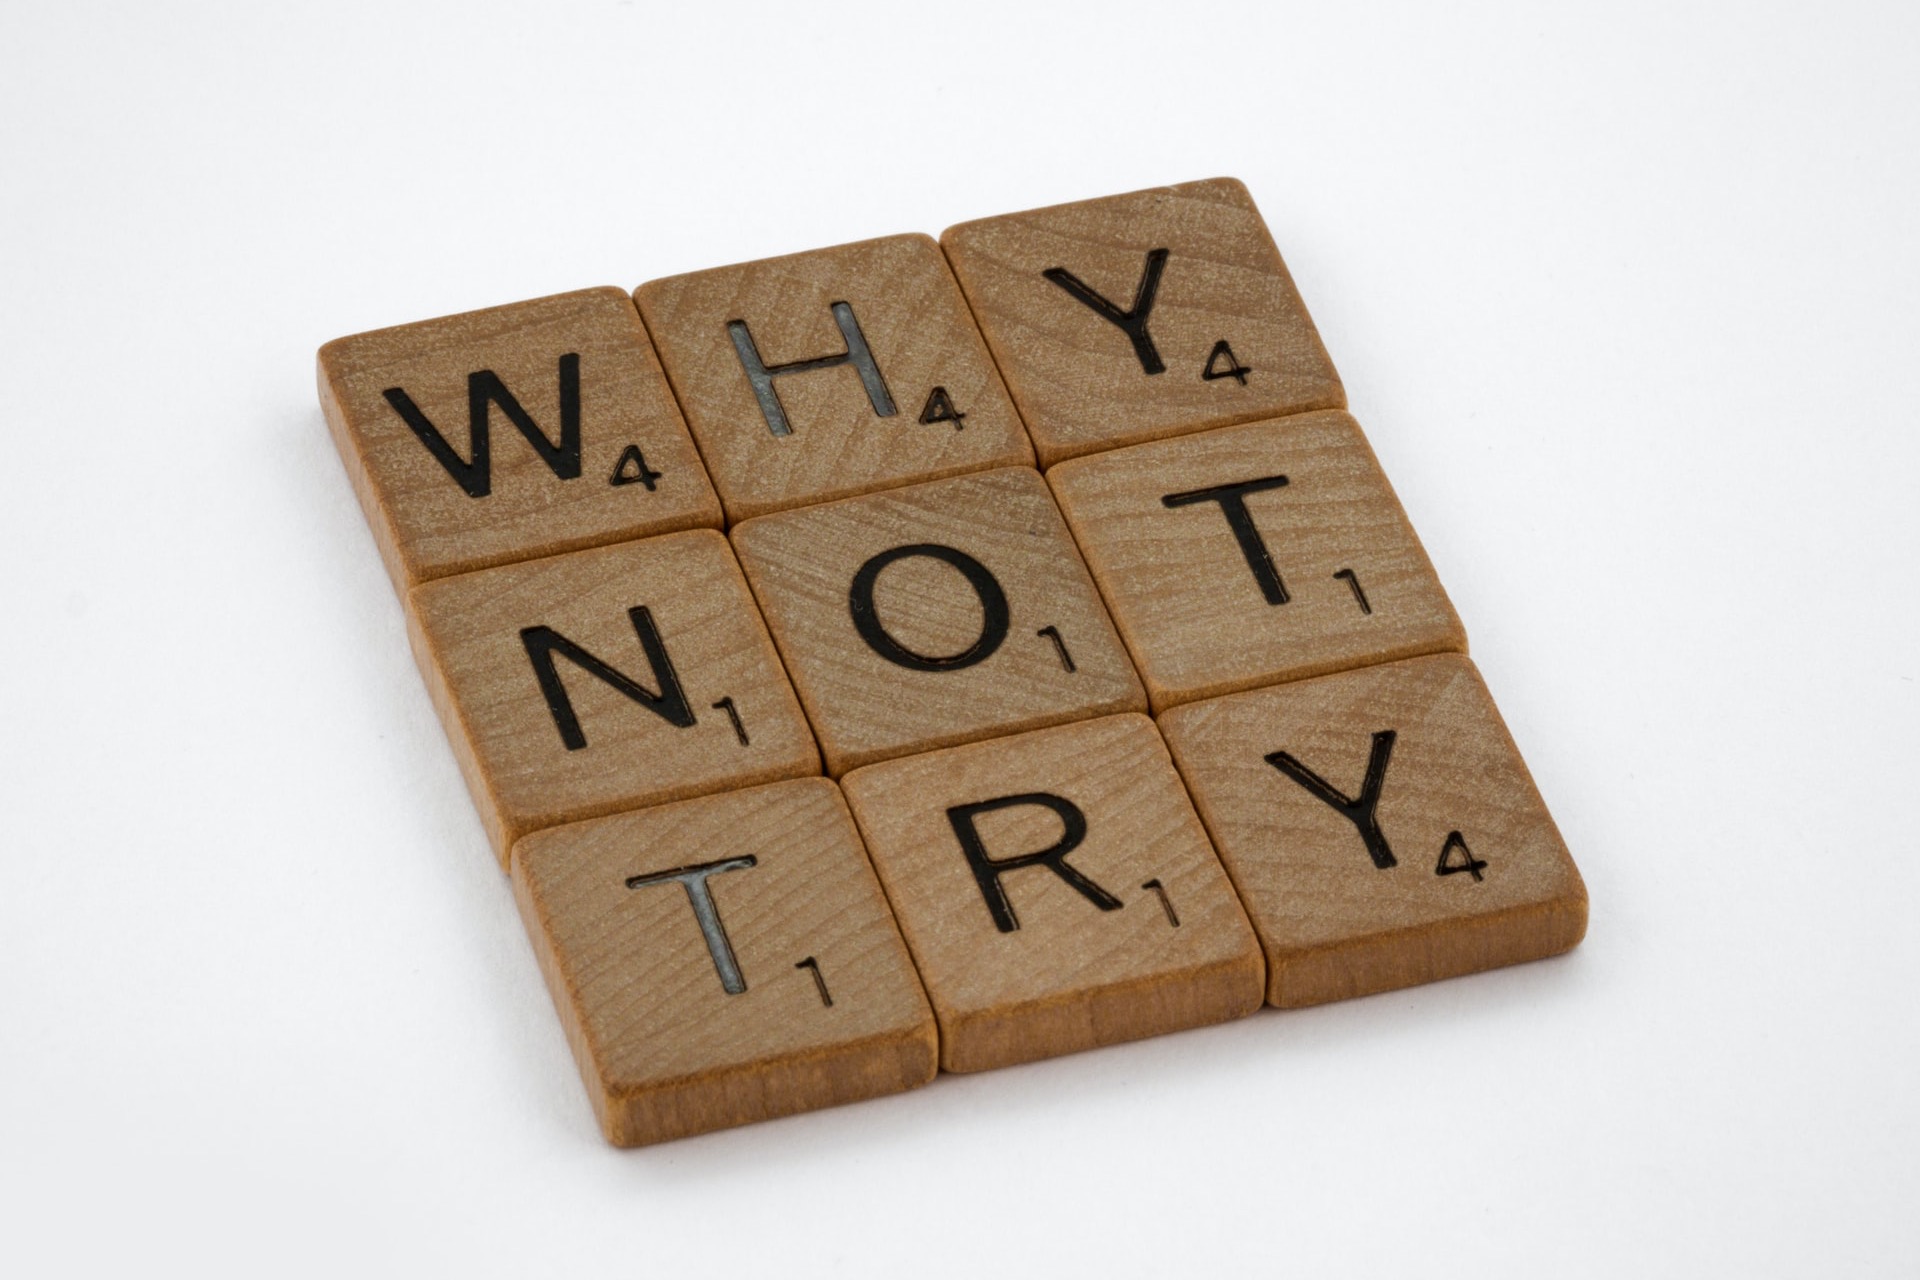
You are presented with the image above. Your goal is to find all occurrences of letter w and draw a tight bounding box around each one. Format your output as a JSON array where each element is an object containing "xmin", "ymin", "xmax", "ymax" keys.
[
  {"xmin": 382, "ymin": 353, "xmax": 583, "ymax": 498},
  {"xmin": 520, "ymin": 606, "xmax": 696, "ymax": 751}
]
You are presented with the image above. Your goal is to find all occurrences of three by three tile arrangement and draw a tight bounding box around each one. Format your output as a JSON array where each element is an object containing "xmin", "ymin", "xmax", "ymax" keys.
[{"xmin": 319, "ymin": 178, "xmax": 1588, "ymax": 1148}]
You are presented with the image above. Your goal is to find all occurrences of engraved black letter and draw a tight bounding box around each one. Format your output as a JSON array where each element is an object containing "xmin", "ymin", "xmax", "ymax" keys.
[
  {"xmin": 1265, "ymin": 730, "xmax": 1398, "ymax": 869},
  {"xmin": 382, "ymin": 353, "xmax": 582, "ymax": 499},
  {"xmin": 946, "ymin": 793, "xmax": 1123, "ymax": 933},
  {"xmin": 1161, "ymin": 474, "xmax": 1292, "ymax": 605},
  {"xmin": 626, "ymin": 856, "xmax": 758, "ymax": 994},
  {"xmin": 1333, "ymin": 567, "xmax": 1372, "ymax": 614},
  {"xmin": 1043, "ymin": 248, "xmax": 1170, "ymax": 375},
  {"xmin": 520, "ymin": 605, "xmax": 696, "ymax": 751},
  {"xmin": 728, "ymin": 302, "xmax": 896, "ymax": 438},
  {"xmin": 848, "ymin": 544, "xmax": 1010, "ymax": 672}
]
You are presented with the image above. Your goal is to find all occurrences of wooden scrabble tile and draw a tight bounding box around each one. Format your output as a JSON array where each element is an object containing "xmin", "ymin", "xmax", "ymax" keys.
[
  {"xmin": 634, "ymin": 234, "xmax": 1034, "ymax": 523},
  {"xmin": 729, "ymin": 467, "xmax": 1145, "ymax": 775},
  {"xmin": 1047, "ymin": 411, "xmax": 1466, "ymax": 712},
  {"xmin": 1158, "ymin": 654, "xmax": 1587, "ymax": 1008},
  {"xmin": 942, "ymin": 177, "xmax": 1345, "ymax": 465},
  {"xmin": 408, "ymin": 529, "xmax": 818, "ymax": 865},
  {"xmin": 841, "ymin": 715, "xmax": 1263, "ymax": 1073},
  {"xmin": 513, "ymin": 778, "xmax": 938, "ymax": 1147},
  {"xmin": 319, "ymin": 288, "xmax": 721, "ymax": 593}
]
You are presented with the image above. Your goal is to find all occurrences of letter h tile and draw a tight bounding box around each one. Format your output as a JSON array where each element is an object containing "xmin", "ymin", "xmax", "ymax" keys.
[{"xmin": 636, "ymin": 234, "xmax": 1034, "ymax": 523}]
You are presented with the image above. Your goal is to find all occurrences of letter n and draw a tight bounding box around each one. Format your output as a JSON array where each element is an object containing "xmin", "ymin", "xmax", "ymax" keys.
[{"xmin": 520, "ymin": 605, "xmax": 696, "ymax": 750}]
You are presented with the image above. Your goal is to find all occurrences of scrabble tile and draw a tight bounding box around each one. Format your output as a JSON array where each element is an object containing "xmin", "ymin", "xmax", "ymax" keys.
[
  {"xmin": 1158, "ymin": 654, "xmax": 1587, "ymax": 1008},
  {"xmin": 942, "ymin": 177, "xmax": 1345, "ymax": 465},
  {"xmin": 841, "ymin": 715, "xmax": 1264, "ymax": 1073},
  {"xmin": 729, "ymin": 467, "xmax": 1145, "ymax": 775},
  {"xmin": 1047, "ymin": 411, "xmax": 1466, "ymax": 712},
  {"xmin": 408, "ymin": 529, "xmax": 818, "ymax": 865},
  {"xmin": 319, "ymin": 288, "xmax": 721, "ymax": 592},
  {"xmin": 513, "ymin": 778, "xmax": 937, "ymax": 1147},
  {"xmin": 635, "ymin": 234, "xmax": 1034, "ymax": 522}
]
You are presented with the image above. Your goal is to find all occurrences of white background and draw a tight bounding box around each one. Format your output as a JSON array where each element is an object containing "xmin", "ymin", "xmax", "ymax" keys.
[{"xmin": 2, "ymin": 2, "xmax": 1915, "ymax": 1275}]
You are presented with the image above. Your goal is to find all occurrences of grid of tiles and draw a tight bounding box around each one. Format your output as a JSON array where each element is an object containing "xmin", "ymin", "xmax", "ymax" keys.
[{"xmin": 319, "ymin": 177, "xmax": 1588, "ymax": 1147}]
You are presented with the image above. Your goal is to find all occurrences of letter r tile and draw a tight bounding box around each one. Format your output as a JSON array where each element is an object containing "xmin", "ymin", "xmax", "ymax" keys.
[
  {"xmin": 407, "ymin": 529, "xmax": 818, "ymax": 866},
  {"xmin": 942, "ymin": 177, "xmax": 1345, "ymax": 465},
  {"xmin": 319, "ymin": 288, "xmax": 721, "ymax": 594},
  {"xmin": 635, "ymin": 235, "xmax": 1034, "ymax": 522},
  {"xmin": 1047, "ymin": 412, "xmax": 1466, "ymax": 712},
  {"xmin": 842, "ymin": 715, "xmax": 1263, "ymax": 1073},
  {"xmin": 729, "ymin": 468, "xmax": 1145, "ymax": 775},
  {"xmin": 1158, "ymin": 654, "xmax": 1588, "ymax": 1009},
  {"xmin": 514, "ymin": 778, "xmax": 937, "ymax": 1147}
]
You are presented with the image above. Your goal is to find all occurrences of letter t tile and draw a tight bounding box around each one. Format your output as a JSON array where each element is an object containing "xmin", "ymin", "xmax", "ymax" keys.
[{"xmin": 514, "ymin": 778, "xmax": 937, "ymax": 1146}]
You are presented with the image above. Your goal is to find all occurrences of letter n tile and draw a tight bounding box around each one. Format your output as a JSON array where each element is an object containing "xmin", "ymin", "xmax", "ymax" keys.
[{"xmin": 408, "ymin": 529, "xmax": 818, "ymax": 864}]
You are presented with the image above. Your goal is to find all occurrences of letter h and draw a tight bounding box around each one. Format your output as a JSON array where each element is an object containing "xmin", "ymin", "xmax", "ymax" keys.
[{"xmin": 727, "ymin": 302, "xmax": 897, "ymax": 438}]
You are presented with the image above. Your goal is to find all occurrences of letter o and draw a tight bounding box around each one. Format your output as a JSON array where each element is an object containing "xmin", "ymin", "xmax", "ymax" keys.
[{"xmin": 847, "ymin": 543, "xmax": 1010, "ymax": 672}]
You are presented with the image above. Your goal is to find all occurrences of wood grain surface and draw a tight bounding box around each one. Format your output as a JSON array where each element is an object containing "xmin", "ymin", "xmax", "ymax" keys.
[
  {"xmin": 319, "ymin": 288, "xmax": 720, "ymax": 593},
  {"xmin": 841, "ymin": 715, "xmax": 1263, "ymax": 1072},
  {"xmin": 1159, "ymin": 654, "xmax": 1587, "ymax": 1008},
  {"xmin": 319, "ymin": 183, "xmax": 1588, "ymax": 1146},
  {"xmin": 1048, "ymin": 412, "xmax": 1466, "ymax": 711},
  {"xmin": 635, "ymin": 234, "xmax": 1032, "ymax": 522},
  {"xmin": 408, "ymin": 529, "xmax": 818, "ymax": 865},
  {"xmin": 941, "ymin": 178, "xmax": 1344, "ymax": 465},
  {"xmin": 513, "ymin": 778, "xmax": 937, "ymax": 1146},
  {"xmin": 730, "ymin": 467, "xmax": 1145, "ymax": 775}
]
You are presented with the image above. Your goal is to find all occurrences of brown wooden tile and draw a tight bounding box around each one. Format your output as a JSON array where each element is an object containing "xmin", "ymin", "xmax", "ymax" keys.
[
  {"xmin": 408, "ymin": 529, "xmax": 818, "ymax": 866},
  {"xmin": 319, "ymin": 288, "xmax": 721, "ymax": 593},
  {"xmin": 1158, "ymin": 654, "xmax": 1587, "ymax": 1009},
  {"xmin": 513, "ymin": 778, "xmax": 937, "ymax": 1147},
  {"xmin": 634, "ymin": 234, "xmax": 1034, "ymax": 522},
  {"xmin": 841, "ymin": 715, "xmax": 1263, "ymax": 1073},
  {"xmin": 1047, "ymin": 411, "xmax": 1465, "ymax": 712},
  {"xmin": 941, "ymin": 177, "xmax": 1345, "ymax": 466},
  {"xmin": 729, "ymin": 468, "xmax": 1144, "ymax": 775}
]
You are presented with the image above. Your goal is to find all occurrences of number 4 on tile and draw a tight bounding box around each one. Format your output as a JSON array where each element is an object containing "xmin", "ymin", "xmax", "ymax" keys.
[
  {"xmin": 919, "ymin": 386, "xmax": 966, "ymax": 430},
  {"xmin": 610, "ymin": 444, "xmax": 663, "ymax": 489},
  {"xmin": 1436, "ymin": 830, "xmax": 1488, "ymax": 881},
  {"xmin": 1202, "ymin": 340, "xmax": 1251, "ymax": 385}
]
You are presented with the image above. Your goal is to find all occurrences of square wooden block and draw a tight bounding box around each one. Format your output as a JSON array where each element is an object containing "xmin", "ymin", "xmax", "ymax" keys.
[
  {"xmin": 941, "ymin": 177, "xmax": 1344, "ymax": 466},
  {"xmin": 1048, "ymin": 411, "xmax": 1466, "ymax": 711},
  {"xmin": 840, "ymin": 715, "xmax": 1264, "ymax": 1073},
  {"xmin": 408, "ymin": 529, "xmax": 818, "ymax": 865},
  {"xmin": 513, "ymin": 778, "xmax": 937, "ymax": 1147},
  {"xmin": 319, "ymin": 287, "xmax": 721, "ymax": 592},
  {"xmin": 729, "ymin": 468, "xmax": 1145, "ymax": 775},
  {"xmin": 1159, "ymin": 654, "xmax": 1587, "ymax": 1008},
  {"xmin": 635, "ymin": 234, "xmax": 1034, "ymax": 522}
]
